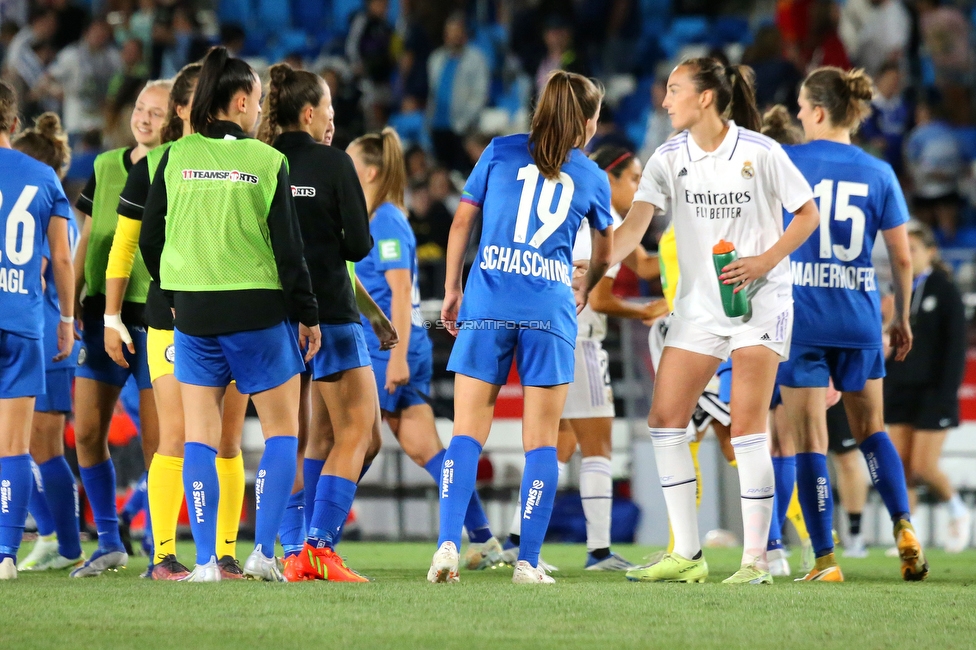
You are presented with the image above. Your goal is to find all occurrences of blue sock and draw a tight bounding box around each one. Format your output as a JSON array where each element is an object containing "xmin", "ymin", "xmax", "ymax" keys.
[
  {"xmin": 424, "ymin": 449, "xmax": 447, "ymax": 484},
  {"xmin": 860, "ymin": 431, "xmax": 911, "ymax": 521},
  {"xmin": 436, "ymin": 436, "xmax": 481, "ymax": 550},
  {"xmin": 796, "ymin": 452, "xmax": 834, "ymax": 557},
  {"xmin": 123, "ymin": 471, "xmax": 148, "ymax": 522},
  {"xmin": 278, "ymin": 489, "xmax": 306, "ymax": 557},
  {"xmin": 464, "ymin": 492, "xmax": 492, "ymax": 544},
  {"xmin": 142, "ymin": 505, "xmax": 153, "ymax": 557},
  {"xmin": 0, "ymin": 454, "xmax": 32, "ymax": 560},
  {"xmin": 38, "ymin": 456, "xmax": 82, "ymax": 559},
  {"xmin": 358, "ymin": 462, "xmax": 372, "ymax": 482},
  {"xmin": 307, "ymin": 475, "xmax": 358, "ymax": 549},
  {"xmin": 79, "ymin": 459, "xmax": 123, "ymax": 551},
  {"xmin": 28, "ymin": 461, "xmax": 56, "ymax": 537},
  {"xmin": 517, "ymin": 447, "xmax": 558, "ymax": 567},
  {"xmin": 768, "ymin": 456, "xmax": 794, "ymax": 548},
  {"xmin": 254, "ymin": 436, "xmax": 298, "ymax": 558},
  {"xmin": 302, "ymin": 458, "xmax": 325, "ymax": 529},
  {"xmin": 183, "ymin": 442, "xmax": 219, "ymax": 565}
]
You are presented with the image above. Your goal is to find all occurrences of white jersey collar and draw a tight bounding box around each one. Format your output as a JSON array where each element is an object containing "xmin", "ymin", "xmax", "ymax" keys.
[{"xmin": 686, "ymin": 120, "xmax": 740, "ymax": 162}]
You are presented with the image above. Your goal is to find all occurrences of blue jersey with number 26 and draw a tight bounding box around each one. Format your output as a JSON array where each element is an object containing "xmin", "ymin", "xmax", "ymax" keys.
[
  {"xmin": 0, "ymin": 148, "xmax": 72, "ymax": 340},
  {"xmin": 784, "ymin": 140, "xmax": 909, "ymax": 349},
  {"xmin": 459, "ymin": 134, "xmax": 614, "ymax": 345}
]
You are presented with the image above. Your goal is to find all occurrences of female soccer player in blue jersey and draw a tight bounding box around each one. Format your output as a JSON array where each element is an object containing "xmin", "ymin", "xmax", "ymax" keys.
[
  {"xmin": 349, "ymin": 127, "xmax": 504, "ymax": 571},
  {"xmin": 429, "ymin": 70, "xmax": 614, "ymax": 585},
  {"xmin": 10, "ymin": 113, "xmax": 85, "ymax": 572},
  {"xmin": 0, "ymin": 82, "xmax": 76, "ymax": 580},
  {"xmin": 773, "ymin": 66, "xmax": 926, "ymax": 582},
  {"xmin": 610, "ymin": 59, "xmax": 820, "ymax": 585}
]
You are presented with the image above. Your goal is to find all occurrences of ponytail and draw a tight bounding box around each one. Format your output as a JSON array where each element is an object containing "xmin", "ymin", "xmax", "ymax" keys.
[
  {"xmin": 189, "ymin": 46, "xmax": 256, "ymax": 135},
  {"xmin": 162, "ymin": 62, "xmax": 202, "ymax": 143},
  {"xmin": 802, "ymin": 66, "xmax": 874, "ymax": 132},
  {"xmin": 529, "ymin": 71, "xmax": 604, "ymax": 180},
  {"xmin": 760, "ymin": 105, "xmax": 803, "ymax": 145},
  {"xmin": 258, "ymin": 62, "xmax": 326, "ymax": 145},
  {"xmin": 12, "ymin": 112, "xmax": 71, "ymax": 178},
  {"xmin": 0, "ymin": 79, "xmax": 18, "ymax": 134},
  {"xmin": 351, "ymin": 127, "xmax": 406, "ymax": 211},
  {"xmin": 680, "ymin": 58, "xmax": 761, "ymax": 132}
]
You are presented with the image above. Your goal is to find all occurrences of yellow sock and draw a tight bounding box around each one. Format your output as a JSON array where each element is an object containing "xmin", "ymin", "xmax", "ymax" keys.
[
  {"xmin": 215, "ymin": 453, "xmax": 245, "ymax": 560},
  {"xmin": 148, "ymin": 454, "xmax": 184, "ymax": 563},
  {"xmin": 787, "ymin": 485, "xmax": 809, "ymax": 541}
]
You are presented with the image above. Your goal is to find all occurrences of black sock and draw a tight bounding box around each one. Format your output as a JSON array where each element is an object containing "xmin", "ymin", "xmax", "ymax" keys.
[
  {"xmin": 692, "ymin": 550, "xmax": 702, "ymax": 561},
  {"xmin": 508, "ymin": 534, "xmax": 520, "ymax": 547},
  {"xmin": 590, "ymin": 547, "xmax": 610, "ymax": 560},
  {"xmin": 849, "ymin": 513, "xmax": 862, "ymax": 537}
]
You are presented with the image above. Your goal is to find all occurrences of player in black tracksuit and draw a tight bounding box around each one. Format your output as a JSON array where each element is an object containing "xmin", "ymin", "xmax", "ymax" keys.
[
  {"xmin": 260, "ymin": 63, "xmax": 397, "ymax": 581},
  {"xmin": 885, "ymin": 222, "xmax": 969, "ymax": 547}
]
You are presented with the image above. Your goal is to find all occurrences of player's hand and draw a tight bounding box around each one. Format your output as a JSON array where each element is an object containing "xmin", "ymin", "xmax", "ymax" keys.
[
  {"xmin": 720, "ymin": 254, "xmax": 774, "ymax": 293},
  {"xmin": 825, "ymin": 379, "xmax": 842, "ymax": 408},
  {"xmin": 385, "ymin": 354, "xmax": 410, "ymax": 393},
  {"xmin": 640, "ymin": 299, "xmax": 670, "ymax": 325},
  {"xmin": 572, "ymin": 273, "xmax": 590, "ymax": 314},
  {"xmin": 371, "ymin": 315, "xmax": 398, "ymax": 351},
  {"xmin": 74, "ymin": 297, "xmax": 84, "ymax": 331},
  {"xmin": 299, "ymin": 323, "xmax": 321, "ymax": 362},
  {"xmin": 53, "ymin": 320, "xmax": 75, "ymax": 362},
  {"xmin": 103, "ymin": 313, "xmax": 133, "ymax": 368},
  {"xmin": 889, "ymin": 315, "xmax": 912, "ymax": 362},
  {"xmin": 441, "ymin": 288, "xmax": 462, "ymax": 337},
  {"xmin": 572, "ymin": 259, "xmax": 589, "ymax": 280}
]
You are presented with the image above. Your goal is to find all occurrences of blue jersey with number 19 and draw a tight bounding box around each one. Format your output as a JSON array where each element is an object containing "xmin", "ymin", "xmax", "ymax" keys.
[
  {"xmin": 459, "ymin": 134, "xmax": 614, "ymax": 345},
  {"xmin": 784, "ymin": 140, "xmax": 909, "ymax": 349},
  {"xmin": 0, "ymin": 148, "xmax": 72, "ymax": 340}
]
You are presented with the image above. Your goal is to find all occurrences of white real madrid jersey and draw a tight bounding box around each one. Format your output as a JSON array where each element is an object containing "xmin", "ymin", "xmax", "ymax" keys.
[
  {"xmin": 634, "ymin": 121, "xmax": 813, "ymax": 336},
  {"xmin": 572, "ymin": 207, "xmax": 623, "ymax": 341}
]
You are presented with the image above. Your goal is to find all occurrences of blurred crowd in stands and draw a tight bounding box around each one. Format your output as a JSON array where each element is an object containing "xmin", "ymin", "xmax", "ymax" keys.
[{"xmin": 2, "ymin": 0, "xmax": 976, "ymax": 291}]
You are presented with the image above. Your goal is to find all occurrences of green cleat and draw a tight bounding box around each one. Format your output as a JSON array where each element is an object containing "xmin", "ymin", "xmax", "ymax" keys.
[
  {"xmin": 625, "ymin": 552, "xmax": 708, "ymax": 583},
  {"xmin": 722, "ymin": 563, "xmax": 773, "ymax": 585}
]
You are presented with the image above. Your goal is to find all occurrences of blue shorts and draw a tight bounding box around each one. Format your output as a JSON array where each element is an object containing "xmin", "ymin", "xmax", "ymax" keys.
[
  {"xmin": 717, "ymin": 358, "xmax": 732, "ymax": 404},
  {"xmin": 312, "ymin": 322, "xmax": 371, "ymax": 381},
  {"xmin": 0, "ymin": 330, "xmax": 45, "ymax": 399},
  {"xmin": 34, "ymin": 368, "xmax": 74, "ymax": 413},
  {"xmin": 76, "ymin": 317, "xmax": 151, "ymax": 390},
  {"xmin": 777, "ymin": 344, "xmax": 885, "ymax": 393},
  {"xmin": 373, "ymin": 335, "xmax": 433, "ymax": 413},
  {"xmin": 175, "ymin": 321, "xmax": 305, "ymax": 395},
  {"xmin": 447, "ymin": 322, "xmax": 575, "ymax": 387}
]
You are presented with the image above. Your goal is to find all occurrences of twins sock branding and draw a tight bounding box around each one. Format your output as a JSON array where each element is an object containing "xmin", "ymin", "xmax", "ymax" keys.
[
  {"xmin": 255, "ymin": 469, "xmax": 266, "ymax": 511},
  {"xmin": 0, "ymin": 479, "xmax": 10, "ymax": 514},
  {"xmin": 816, "ymin": 476, "xmax": 829, "ymax": 514},
  {"xmin": 191, "ymin": 481, "xmax": 207, "ymax": 524},
  {"xmin": 441, "ymin": 460, "xmax": 454, "ymax": 499},
  {"xmin": 522, "ymin": 480, "xmax": 544, "ymax": 520}
]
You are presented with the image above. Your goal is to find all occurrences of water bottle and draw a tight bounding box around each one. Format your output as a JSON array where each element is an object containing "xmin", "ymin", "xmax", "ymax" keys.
[{"xmin": 712, "ymin": 240, "xmax": 750, "ymax": 318}]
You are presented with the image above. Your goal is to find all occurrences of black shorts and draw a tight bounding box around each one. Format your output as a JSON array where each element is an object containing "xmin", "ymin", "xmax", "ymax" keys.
[
  {"xmin": 913, "ymin": 192, "xmax": 959, "ymax": 212},
  {"xmin": 827, "ymin": 402, "xmax": 858, "ymax": 455},
  {"xmin": 884, "ymin": 383, "xmax": 960, "ymax": 430}
]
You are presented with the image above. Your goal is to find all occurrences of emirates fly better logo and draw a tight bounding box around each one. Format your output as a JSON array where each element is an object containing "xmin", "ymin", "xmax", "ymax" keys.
[{"xmin": 182, "ymin": 169, "xmax": 259, "ymax": 184}]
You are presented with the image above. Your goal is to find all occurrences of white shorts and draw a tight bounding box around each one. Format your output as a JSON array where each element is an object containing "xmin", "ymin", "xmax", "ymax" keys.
[
  {"xmin": 562, "ymin": 339, "xmax": 615, "ymax": 419},
  {"xmin": 664, "ymin": 308, "xmax": 793, "ymax": 362}
]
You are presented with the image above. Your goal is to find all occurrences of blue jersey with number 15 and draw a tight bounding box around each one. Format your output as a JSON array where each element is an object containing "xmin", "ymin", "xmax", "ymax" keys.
[
  {"xmin": 0, "ymin": 148, "xmax": 72, "ymax": 340},
  {"xmin": 784, "ymin": 140, "xmax": 909, "ymax": 349},
  {"xmin": 459, "ymin": 134, "xmax": 614, "ymax": 345}
]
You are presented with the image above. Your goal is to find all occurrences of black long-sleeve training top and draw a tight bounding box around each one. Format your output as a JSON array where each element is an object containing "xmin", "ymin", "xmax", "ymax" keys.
[
  {"xmin": 139, "ymin": 120, "xmax": 318, "ymax": 336},
  {"xmin": 886, "ymin": 267, "xmax": 967, "ymax": 401},
  {"xmin": 272, "ymin": 131, "xmax": 372, "ymax": 325}
]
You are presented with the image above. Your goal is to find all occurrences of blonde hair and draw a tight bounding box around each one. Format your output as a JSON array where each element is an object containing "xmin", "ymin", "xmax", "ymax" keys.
[
  {"xmin": 351, "ymin": 127, "xmax": 407, "ymax": 212},
  {"xmin": 761, "ymin": 105, "xmax": 803, "ymax": 145},
  {"xmin": 529, "ymin": 71, "xmax": 604, "ymax": 180}
]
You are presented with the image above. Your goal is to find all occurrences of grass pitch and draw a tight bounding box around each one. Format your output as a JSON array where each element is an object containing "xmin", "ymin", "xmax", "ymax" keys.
[{"xmin": 4, "ymin": 542, "xmax": 975, "ymax": 650}]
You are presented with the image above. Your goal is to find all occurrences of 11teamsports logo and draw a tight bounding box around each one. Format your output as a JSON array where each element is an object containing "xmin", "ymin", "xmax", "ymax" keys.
[{"xmin": 182, "ymin": 169, "xmax": 259, "ymax": 184}]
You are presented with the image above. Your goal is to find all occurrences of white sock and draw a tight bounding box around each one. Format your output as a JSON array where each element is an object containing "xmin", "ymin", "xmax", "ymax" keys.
[
  {"xmin": 732, "ymin": 433, "xmax": 775, "ymax": 569},
  {"xmin": 580, "ymin": 456, "xmax": 612, "ymax": 552},
  {"xmin": 948, "ymin": 493, "xmax": 968, "ymax": 520},
  {"xmin": 649, "ymin": 427, "xmax": 700, "ymax": 559}
]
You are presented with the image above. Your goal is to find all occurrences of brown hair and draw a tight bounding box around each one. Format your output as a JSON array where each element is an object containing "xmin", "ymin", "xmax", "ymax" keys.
[
  {"xmin": 907, "ymin": 219, "xmax": 953, "ymax": 276},
  {"xmin": 802, "ymin": 66, "xmax": 873, "ymax": 132},
  {"xmin": 0, "ymin": 79, "xmax": 18, "ymax": 134},
  {"xmin": 529, "ymin": 70, "xmax": 604, "ymax": 180},
  {"xmin": 258, "ymin": 62, "xmax": 326, "ymax": 145},
  {"xmin": 162, "ymin": 62, "xmax": 203, "ymax": 143},
  {"xmin": 678, "ymin": 58, "xmax": 761, "ymax": 132},
  {"xmin": 12, "ymin": 112, "xmax": 71, "ymax": 178},
  {"xmin": 351, "ymin": 127, "xmax": 406, "ymax": 211},
  {"xmin": 761, "ymin": 105, "xmax": 804, "ymax": 145}
]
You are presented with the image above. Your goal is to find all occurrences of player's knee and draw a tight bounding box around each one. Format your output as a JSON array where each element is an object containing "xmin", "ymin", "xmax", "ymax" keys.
[{"xmin": 647, "ymin": 410, "xmax": 684, "ymax": 430}]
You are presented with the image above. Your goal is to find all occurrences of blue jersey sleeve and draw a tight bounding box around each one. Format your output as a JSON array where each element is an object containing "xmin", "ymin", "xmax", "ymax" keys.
[
  {"xmin": 371, "ymin": 210, "xmax": 412, "ymax": 272},
  {"xmin": 461, "ymin": 139, "xmax": 496, "ymax": 207},
  {"xmin": 586, "ymin": 173, "xmax": 614, "ymax": 232},
  {"xmin": 879, "ymin": 166, "xmax": 910, "ymax": 231}
]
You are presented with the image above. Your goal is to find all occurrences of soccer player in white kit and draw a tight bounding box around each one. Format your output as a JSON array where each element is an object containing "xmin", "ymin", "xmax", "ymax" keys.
[{"xmin": 612, "ymin": 58, "xmax": 821, "ymax": 584}]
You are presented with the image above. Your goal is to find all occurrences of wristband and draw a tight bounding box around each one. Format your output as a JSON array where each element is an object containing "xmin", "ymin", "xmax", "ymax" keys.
[
  {"xmin": 104, "ymin": 313, "xmax": 134, "ymax": 345},
  {"xmin": 60, "ymin": 315, "xmax": 74, "ymax": 324}
]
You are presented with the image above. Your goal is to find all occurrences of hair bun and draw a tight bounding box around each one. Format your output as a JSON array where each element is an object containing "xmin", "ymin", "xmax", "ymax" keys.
[
  {"xmin": 34, "ymin": 112, "xmax": 62, "ymax": 138},
  {"xmin": 268, "ymin": 62, "xmax": 292, "ymax": 87},
  {"xmin": 844, "ymin": 69, "xmax": 874, "ymax": 102},
  {"xmin": 762, "ymin": 105, "xmax": 791, "ymax": 130}
]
